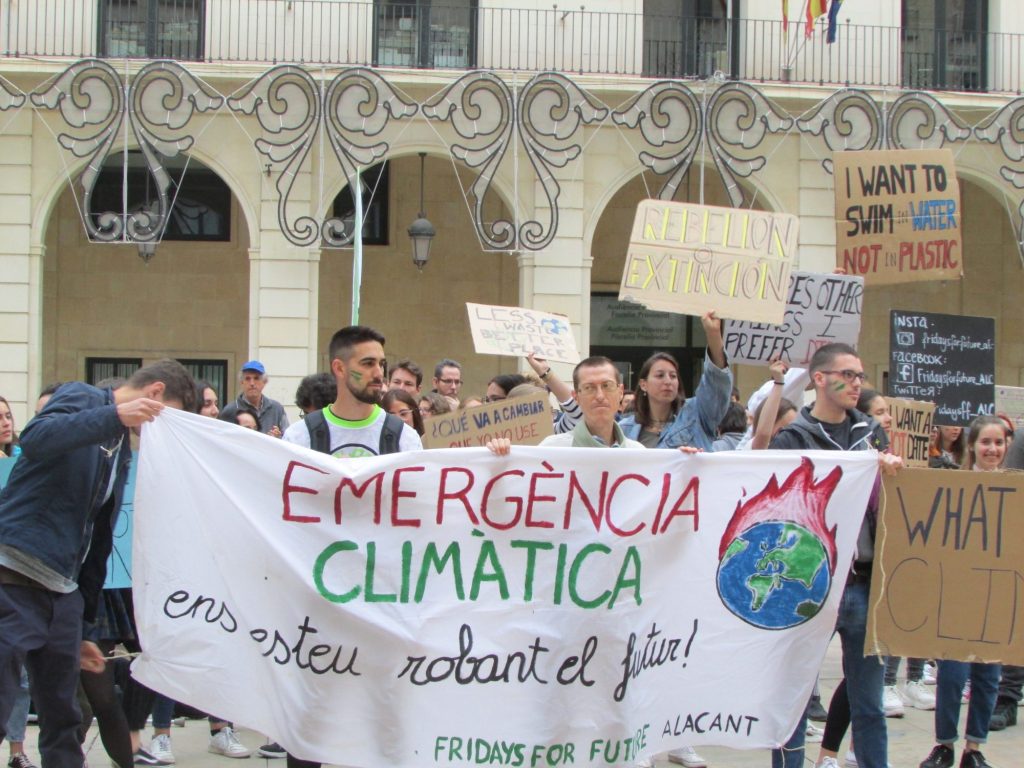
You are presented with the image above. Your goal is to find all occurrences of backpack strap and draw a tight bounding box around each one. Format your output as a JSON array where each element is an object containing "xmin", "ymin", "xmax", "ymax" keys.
[
  {"xmin": 304, "ymin": 409, "xmax": 332, "ymax": 454},
  {"xmin": 378, "ymin": 412, "xmax": 404, "ymax": 455}
]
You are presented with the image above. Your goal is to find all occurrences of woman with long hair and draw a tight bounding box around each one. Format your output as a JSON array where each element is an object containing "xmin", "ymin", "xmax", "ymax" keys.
[
  {"xmin": 929, "ymin": 425, "xmax": 966, "ymax": 469},
  {"xmin": 0, "ymin": 396, "xmax": 18, "ymax": 457},
  {"xmin": 382, "ymin": 389, "xmax": 425, "ymax": 437}
]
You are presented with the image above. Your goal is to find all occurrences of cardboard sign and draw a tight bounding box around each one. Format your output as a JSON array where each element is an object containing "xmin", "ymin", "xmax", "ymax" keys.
[
  {"xmin": 889, "ymin": 310, "xmax": 995, "ymax": 427},
  {"xmin": 467, "ymin": 303, "xmax": 580, "ymax": 365},
  {"xmin": 884, "ymin": 398, "xmax": 935, "ymax": 468},
  {"xmin": 995, "ymin": 385, "xmax": 1024, "ymax": 429},
  {"xmin": 834, "ymin": 149, "xmax": 962, "ymax": 285},
  {"xmin": 619, "ymin": 201, "xmax": 797, "ymax": 324},
  {"xmin": 421, "ymin": 393, "xmax": 554, "ymax": 449},
  {"xmin": 868, "ymin": 468, "xmax": 1024, "ymax": 664},
  {"xmin": 0, "ymin": 454, "xmax": 135, "ymax": 589},
  {"xmin": 723, "ymin": 271, "xmax": 863, "ymax": 365}
]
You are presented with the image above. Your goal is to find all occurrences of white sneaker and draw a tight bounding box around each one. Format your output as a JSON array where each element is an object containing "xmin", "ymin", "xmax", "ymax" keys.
[
  {"xmin": 667, "ymin": 747, "xmax": 707, "ymax": 768},
  {"xmin": 882, "ymin": 684, "xmax": 905, "ymax": 717},
  {"xmin": 818, "ymin": 758, "xmax": 840, "ymax": 768},
  {"xmin": 805, "ymin": 723, "xmax": 824, "ymax": 743},
  {"xmin": 923, "ymin": 661, "xmax": 937, "ymax": 685},
  {"xmin": 903, "ymin": 680, "xmax": 937, "ymax": 710},
  {"xmin": 843, "ymin": 751, "xmax": 858, "ymax": 768},
  {"xmin": 635, "ymin": 758, "xmax": 653, "ymax": 768},
  {"xmin": 149, "ymin": 735, "xmax": 175, "ymax": 765},
  {"xmin": 209, "ymin": 727, "xmax": 251, "ymax": 759}
]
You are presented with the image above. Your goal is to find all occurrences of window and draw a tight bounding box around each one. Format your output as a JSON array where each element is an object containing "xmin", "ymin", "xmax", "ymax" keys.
[
  {"xmin": 86, "ymin": 357, "xmax": 142, "ymax": 386},
  {"xmin": 902, "ymin": 0, "xmax": 988, "ymax": 91},
  {"xmin": 331, "ymin": 162, "xmax": 390, "ymax": 246},
  {"xmin": 100, "ymin": 0, "xmax": 205, "ymax": 60},
  {"xmin": 375, "ymin": 0, "xmax": 476, "ymax": 69},
  {"xmin": 643, "ymin": 0, "xmax": 729, "ymax": 79},
  {"xmin": 179, "ymin": 359, "xmax": 228, "ymax": 404},
  {"xmin": 89, "ymin": 151, "xmax": 231, "ymax": 242}
]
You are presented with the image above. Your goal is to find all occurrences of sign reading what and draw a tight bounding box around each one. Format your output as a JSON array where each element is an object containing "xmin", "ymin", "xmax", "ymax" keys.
[
  {"xmin": 888, "ymin": 310, "xmax": 995, "ymax": 428},
  {"xmin": 421, "ymin": 393, "xmax": 553, "ymax": 449},
  {"xmin": 868, "ymin": 468, "xmax": 1024, "ymax": 664},
  {"xmin": 884, "ymin": 398, "xmax": 935, "ymax": 469},
  {"xmin": 723, "ymin": 271, "xmax": 863, "ymax": 365},
  {"xmin": 467, "ymin": 303, "xmax": 581, "ymax": 365},
  {"xmin": 620, "ymin": 201, "xmax": 798, "ymax": 324},
  {"xmin": 834, "ymin": 149, "xmax": 962, "ymax": 285},
  {"xmin": 995, "ymin": 385, "xmax": 1024, "ymax": 429}
]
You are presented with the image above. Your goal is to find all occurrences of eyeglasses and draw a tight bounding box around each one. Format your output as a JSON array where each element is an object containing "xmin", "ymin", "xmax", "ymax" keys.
[
  {"xmin": 577, "ymin": 381, "xmax": 619, "ymax": 397},
  {"xmin": 821, "ymin": 369, "xmax": 866, "ymax": 383},
  {"xmin": 394, "ymin": 408, "xmax": 414, "ymax": 418},
  {"xmin": 483, "ymin": 394, "xmax": 506, "ymax": 403},
  {"xmin": 438, "ymin": 378, "xmax": 461, "ymax": 386}
]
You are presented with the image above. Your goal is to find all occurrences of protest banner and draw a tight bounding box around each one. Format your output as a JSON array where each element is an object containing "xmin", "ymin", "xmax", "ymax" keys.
[
  {"xmin": 723, "ymin": 271, "xmax": 863, "ymax": 365},
  {"xmin": 888, "ymin": 310, "xmax": 995, "ymax": 427},
  {"xmin": 833, "ymin": 149, "xmax": 962, "ymax": 285},
  {"xmin": 422, "ymin": 393, "xmax": 554, "ymax": 449},
  {"xmin": 619, "ymin": 201, "xmax": 797, "ymax": 324},
  {"xmin": 467, "ymin": 303, "xmax": 581, "ymax": 365},
  {"xmin": 884, "ymin": 398, "xmax": 935, "ymax": 468},
  {"xmin": 995, "ymin": 385, "xmax": 1024, "ymax": 429},
  {"xmin": 132, "ymin": 411, "xmax": 879, "ymax": 768},
  {"xmin": 868, "ymin": 468, "xmax": 1024, "ymax": 664},
  {"xmin": 0, "ymin": 454, "xmax": 135, "ymax": 589}
]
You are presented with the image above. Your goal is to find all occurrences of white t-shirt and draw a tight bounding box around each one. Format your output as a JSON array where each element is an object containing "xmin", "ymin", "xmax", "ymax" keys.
[{"xmin": 283, "ymin": 405, "xmax": 422, "ymax": 458}]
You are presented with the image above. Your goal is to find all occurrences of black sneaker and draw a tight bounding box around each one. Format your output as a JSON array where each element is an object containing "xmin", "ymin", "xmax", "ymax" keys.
[
  {"xmin": 134, "ymin": 749, "xmax": 171, "ymax": 767},
  {"xmin": 988, "ymin": 699, "xmax": 1017, "ymax": 731},
  {"xmin": 960, "ymin": 750, "xmax": 996, "ymax": 768},
  {"xmin": 9, "ymin": 755, "xmax": 39, "ymax": 768},
  {"xmin": 920, "ymin": 744, "xmax": 954, "ymax": 768},
  {"xmin": 257, "ymin": 743, "xmax": 286, "ymax": 759},
  {"xmin": 806, "ymin": 694, "xmax": 828, "ymax": 722}
]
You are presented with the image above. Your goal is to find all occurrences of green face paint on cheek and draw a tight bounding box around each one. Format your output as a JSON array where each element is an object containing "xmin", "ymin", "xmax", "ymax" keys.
[
  {"xmin": 350, "ymin": 371, "xmax": 363, "ymax": 382},
  {"xmin": 831, "ymin": 381, "xmax": 846, "ymax": 392}
]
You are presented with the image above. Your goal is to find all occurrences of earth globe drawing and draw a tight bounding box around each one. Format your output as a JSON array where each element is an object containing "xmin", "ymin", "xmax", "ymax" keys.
[{"xmin": 717, "ymin": 520, "xmax": 831, "ymax": 630}]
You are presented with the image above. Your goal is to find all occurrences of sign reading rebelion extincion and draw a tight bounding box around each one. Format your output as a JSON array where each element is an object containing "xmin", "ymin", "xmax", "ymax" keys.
[
  {"xmin": 620, "ymin": 201, "xmax": 798, "ymax": 324},
  {"xmin": 132, "ymin": 411, "xmax": 879, "ymax": 768}
]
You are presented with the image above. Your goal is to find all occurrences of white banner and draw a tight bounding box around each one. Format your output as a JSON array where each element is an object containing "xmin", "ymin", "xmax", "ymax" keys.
[{"xmin": 132, "ymin": 411, "xmax": 879, "ymax": 768}]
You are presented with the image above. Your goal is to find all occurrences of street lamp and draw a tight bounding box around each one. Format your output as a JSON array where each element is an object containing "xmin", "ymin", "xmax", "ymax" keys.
[{"xmin": 407, "ymin": 152, "xmax": 435, "ymax": 270}]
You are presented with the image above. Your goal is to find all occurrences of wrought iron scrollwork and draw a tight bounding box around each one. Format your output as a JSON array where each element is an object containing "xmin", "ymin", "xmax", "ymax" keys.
[
  {"xmin": 611, "ymin": 81, "xmax": 702, "ymax": 201},
  {"xmin": 322, "ymin": 68, "xmax": 417, "ymax": 246},
  {"xmin": 423, "ymin": 71, "xmax": 515, "ymax": 249},
  {"xmin": 975, "ymin": 98, "xmax": 1024, "ymax": 259},
  {"xmin": 228, "ymin": 66, "xmax": 321, "ymax": 246},
  {"xmin": 886, "ymin": 91, "xmax": 971, "ymax": 150},
  {"xmin": 517, "ymin": 73, "xmax": 608, "ymax": 250},
  {"xmin": 31, "ymin": 59, "xmax": 125, "ymax": 241},
  {"xmin": 705, "ymin": 83, "xmax": 793, "ymax": 208},
  {"xmin": 796, "ymin": 88, "xmax": 884, "ymax": 173},
  {"xmin": 0, "ymin": 77, "xmax": 24, "ymax": 111}
]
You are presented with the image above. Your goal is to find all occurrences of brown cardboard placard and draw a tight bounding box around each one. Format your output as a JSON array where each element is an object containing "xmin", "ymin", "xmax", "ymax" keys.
[
  {"xmin": 620, "ymin": 200, "xmax": 797, "ymax": 324},
  {"xmin": 868, "ymin": 468, "xmax": 1024, "ymax": 664},
  {"xmin": 995, "ymin": 385, "xmax": 1024, "ymax": 429},
  {"xmin": 884, "ymin": 397, "xmax": 935, "ymax": 468},
  {"xmin": 467, "ymin": 303, "xmax": 581, "ymax": 364},
  {"xmin": 421, "ymin": 393, "xmax": 554, "ymax": 449},
  {"xmin": 834, "ymin": 149, "xmax": 962, "ymax": 285}
]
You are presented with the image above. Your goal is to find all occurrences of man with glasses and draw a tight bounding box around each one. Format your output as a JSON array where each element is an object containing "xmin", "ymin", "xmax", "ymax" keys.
[
  {"xmin": 768, "ymin": 342, "xmax": 903, "ymax": 768},
  {"xmin": 431, "ymin": 359, "xmax": 463, "ymax": 398}
]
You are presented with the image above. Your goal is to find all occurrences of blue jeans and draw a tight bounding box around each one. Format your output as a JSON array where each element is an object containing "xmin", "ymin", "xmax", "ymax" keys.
[
  {"xmin": 935, "ymin": 661, "xmax": 1001, "ymax": 745},
  {"xmin": 151, "ymin": 694, "xmax": 176, "ymax": 731},
  {"xmin": 773, "ymin": 580, "xmax": 886, "ymax": 768},
  {"xmin": 3, "ymin": 666, "xmax": 30, "ymax": 743}
]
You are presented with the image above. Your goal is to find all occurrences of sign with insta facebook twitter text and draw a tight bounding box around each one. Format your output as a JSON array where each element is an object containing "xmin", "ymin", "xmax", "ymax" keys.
[{"xmin": 467, "ymin": 303, "xmax": 581, "ymax": 364}]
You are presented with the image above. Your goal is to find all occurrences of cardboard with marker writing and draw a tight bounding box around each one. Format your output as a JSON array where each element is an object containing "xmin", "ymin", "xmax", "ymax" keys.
[
  {"xmin": 868, "ymin": 468, "xmax": 1024, "ymax": 664},
  {"xmin": 884, "ymin": 398, "xmax": 935, "ymax": 469},
  {"xmin": 620, "ymin": 200, "xmax": 798, "ymax": 324},
  {"xmin": 995, "ymin": 385, "xmax": 1024, "ymax": 429},
  {"xmin": 834, "ymin": 148, "xmax": 962, "ymax": 285},
  {"xmin": 467, "ymin": 303, "xmax": 581, "ymax": 365},
  {"xmin": 422, "ymin": 393, "xmax": 554, "ymax": 449}
]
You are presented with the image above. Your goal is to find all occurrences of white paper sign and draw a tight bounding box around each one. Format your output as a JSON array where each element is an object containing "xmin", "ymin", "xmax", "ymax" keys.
[
  {"xmin": 132, "ymin": 412, "xmax": 879, "ymax": 768},
  {"xmin": 467, "ymin": 303, "xmax": 581, "ymax": 364}
]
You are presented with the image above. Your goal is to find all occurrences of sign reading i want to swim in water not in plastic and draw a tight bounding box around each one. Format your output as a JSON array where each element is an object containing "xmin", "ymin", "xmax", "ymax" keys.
[{"xmin": 619, "ymin": 201, "xmax": 798, "ymax": 325}]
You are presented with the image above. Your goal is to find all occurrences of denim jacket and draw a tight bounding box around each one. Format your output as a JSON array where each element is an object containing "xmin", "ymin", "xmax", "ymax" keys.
[
  {"xmin": 0, "ymin": 383, "xmax": 131, "ymax": 618},
  {"xmin": 619, "ymin": 351, "xmax": 733, "ymax": 451}
]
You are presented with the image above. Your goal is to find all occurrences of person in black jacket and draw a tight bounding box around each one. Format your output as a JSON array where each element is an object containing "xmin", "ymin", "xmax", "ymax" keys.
[
  {"xmin": 0, "ymin": 360, "xmax": 195, "ymax": 768},
  {"xmin": 768, "ymin": 343, "xmax": 902, "ymax": 768}
]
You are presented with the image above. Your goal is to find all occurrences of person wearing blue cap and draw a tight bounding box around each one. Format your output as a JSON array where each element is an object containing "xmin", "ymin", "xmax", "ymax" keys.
[{"xmin": 218, "ymin": 360, "xmax": 289, "ymax": 437}]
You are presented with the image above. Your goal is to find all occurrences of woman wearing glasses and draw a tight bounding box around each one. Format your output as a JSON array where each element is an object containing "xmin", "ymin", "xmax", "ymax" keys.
[
  {"xmin": 619, "ymin": 312, "xmax": 734, "ymax": 451},
  {"xmin": 382, "ymin": 389, "xmax": 425, "ymax": 437}
]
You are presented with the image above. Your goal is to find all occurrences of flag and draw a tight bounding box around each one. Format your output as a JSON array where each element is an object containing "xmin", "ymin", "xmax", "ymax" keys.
[
  {"xmin": 827, "ymin": 0, "xmax": 844, "ymax": 43},
  {"xmin": 782, "ymin": 0, "xmax": 789, "ymax": 26},
  {"xmin": 805, "ymin": 0, "xmax": 828, "ymax": 37}
]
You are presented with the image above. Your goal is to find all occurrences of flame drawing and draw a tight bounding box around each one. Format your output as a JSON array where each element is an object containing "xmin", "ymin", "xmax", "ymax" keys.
[{"xmin": 719, "ymin": 457, "xmax": 841, "ymax": 573}]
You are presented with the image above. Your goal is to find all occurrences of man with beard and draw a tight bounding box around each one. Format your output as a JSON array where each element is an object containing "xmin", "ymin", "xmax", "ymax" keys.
[{"xmin": 283, "ymin": 326, "xmax": 422, "ymax": 456}]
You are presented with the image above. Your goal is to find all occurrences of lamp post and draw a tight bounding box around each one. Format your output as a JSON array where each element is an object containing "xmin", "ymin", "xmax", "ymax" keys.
[{"xmin": 407, "ymin": 152, "xmax": 435, "ymax": 270}]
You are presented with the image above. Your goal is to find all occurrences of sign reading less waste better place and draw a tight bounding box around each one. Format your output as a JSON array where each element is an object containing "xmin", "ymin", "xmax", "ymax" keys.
[
  {"xmin": 620, "ymin": 201, "xmax": 798, "ymax": 324},
  {"xmin": 467, "ymin": 303, "xmax": 581, "ymax": 365}
]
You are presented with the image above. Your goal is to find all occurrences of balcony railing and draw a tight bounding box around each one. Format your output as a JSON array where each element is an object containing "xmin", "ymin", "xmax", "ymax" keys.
[{"xmin": 2, "ymin": 2, "xmax": 1021, "ymax": 95}]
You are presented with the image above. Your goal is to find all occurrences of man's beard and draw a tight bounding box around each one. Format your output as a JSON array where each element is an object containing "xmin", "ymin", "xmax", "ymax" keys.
[{"xmin": 348, "ymin": 379, "xmax": 382, "ymax": 405}]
